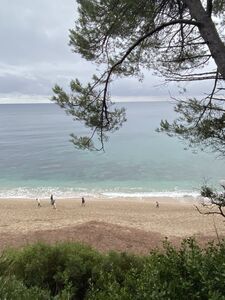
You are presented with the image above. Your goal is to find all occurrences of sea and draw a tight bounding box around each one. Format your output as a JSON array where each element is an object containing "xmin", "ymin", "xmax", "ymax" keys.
[{"xmin": 0, "ymin": 101, "xmax": 224, "ymax": 199}]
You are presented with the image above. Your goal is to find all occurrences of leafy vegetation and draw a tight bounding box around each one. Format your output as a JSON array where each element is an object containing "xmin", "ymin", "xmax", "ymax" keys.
[
  {"xmin": 53, "ymin": 0, "xmax": 225, "ymax": 153},
  {"xmin": 194, "ymin": 184, "xmax": 225, "ymax": 219},
  {"xmin": 52, "ymin": 0, "xmax": 225, "ymax": 219},
  {"xmin": 0, "ymin": 240, "xmax": 225, "ymax": 299}
]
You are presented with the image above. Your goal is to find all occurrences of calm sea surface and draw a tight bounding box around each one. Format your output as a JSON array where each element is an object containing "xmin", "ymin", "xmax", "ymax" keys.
[{"xmin": 0, "ymin": 102, "xmax": 224, "ymax": 198}]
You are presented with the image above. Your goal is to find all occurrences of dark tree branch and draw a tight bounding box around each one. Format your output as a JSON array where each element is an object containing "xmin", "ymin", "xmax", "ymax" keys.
[
  {"xmin": 195, "ymin": 69, "xmax": 219, "ymax": 126},
  {"xmin": 54, "ymin": 0, "xmax": 225, "ymax": 152},
  {"xmin": 194, "ymin": 204, "xmax": 224, "ymax": 216},
  {"xmin": 165, "ymin": 75, "xmax": 219, "ymax": 81},
  {"xmin": 206, "ymin": 0, "xmax": 213, "ymax": 17},
  {"xmin": 102, "ymin": 18, "xmax": 199, "ymax": 114}
]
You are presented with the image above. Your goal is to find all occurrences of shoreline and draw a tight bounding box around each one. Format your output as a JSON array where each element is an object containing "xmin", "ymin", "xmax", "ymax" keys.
[
  {"xmin": 0, "ymin": 187, "xmax": 201, "ymax": 200},
  {"xmin": 0, "ymin": 193, "xmax": 200, "ymax": 201},
  {"xmin": 0, "ymin": 196, "xmax": 200, "ymax": 207}
]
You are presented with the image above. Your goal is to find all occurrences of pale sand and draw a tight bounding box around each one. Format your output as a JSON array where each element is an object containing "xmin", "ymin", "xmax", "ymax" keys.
[
  {"xmin": 0, "ymin": 197, "xmax": 224, "ymax": 238},
  {"xmin": 0, "ymin": 197, "xmax": 224, "ymax": 253}
]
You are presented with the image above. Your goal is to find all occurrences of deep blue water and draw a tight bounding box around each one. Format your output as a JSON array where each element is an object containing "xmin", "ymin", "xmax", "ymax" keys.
[{"xmin": 0, "ymin": 102, "xmax": 224, "ymax": 198}]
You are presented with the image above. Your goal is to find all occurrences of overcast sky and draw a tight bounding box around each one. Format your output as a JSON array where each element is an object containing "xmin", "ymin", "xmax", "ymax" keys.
[{"xmin": 0, "ymin": 0, "xmax": 213, "ymax": 103}]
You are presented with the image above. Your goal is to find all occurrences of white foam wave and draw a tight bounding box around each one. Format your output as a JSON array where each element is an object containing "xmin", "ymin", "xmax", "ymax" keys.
[
  {"xmin": 101, "ymin": 191, "xmax": 200, "ymax": 198},
  {"xmin": 0, "ymin": 187, "xmax": 100, "ymax": 199},
  {"xmin": 0, "ymin": 187, "xmax": 200, "ymax": 199}
]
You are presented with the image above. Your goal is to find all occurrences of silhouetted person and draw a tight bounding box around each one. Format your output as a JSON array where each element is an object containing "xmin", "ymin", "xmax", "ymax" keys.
[
  {"xmin": 50, "ymin": 194, "xmax": 56, "ymax": 209},
  {"xmin": 156, "ymin": 201, "xmax": 159, "ymax": 208},
  {"xmin": 81, "ymin": 197, "xmax": 85, "ymax": 207}
]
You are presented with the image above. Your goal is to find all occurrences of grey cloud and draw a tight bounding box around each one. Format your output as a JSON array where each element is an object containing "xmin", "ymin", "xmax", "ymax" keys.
[
  {"xmin": 0, "ymin": 60, "xmax": 97, "ymax": 96},
  {"xmin": 0, "ymin": 74, "xmax": 51, "ymax": 95},
  {"xmin": 111, "ymin": 75, "xmax": 166, "ymax": 97},
  {"xmin": 0, "ymin": 0, "xmax": 215, "ymax": 102},
  {"xmin": 0, "ymin": 0, "xmax": 77, "ymax": 64},
  {"xmin": 110, "ymin": 73, "xmax": 213, "ymax": 100},
  {"xmin": 0, "ymin": 0, "xmax": 173, "ymax": 101}
]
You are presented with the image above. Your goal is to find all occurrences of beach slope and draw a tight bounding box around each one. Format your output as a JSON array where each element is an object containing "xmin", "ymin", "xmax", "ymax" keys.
[{"xmin": 0, "ymin": 197, "xmax": 224, "ymax": 254}]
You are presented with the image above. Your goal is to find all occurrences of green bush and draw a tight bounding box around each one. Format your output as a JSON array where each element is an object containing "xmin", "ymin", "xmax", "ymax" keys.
[
  {"xmin": 86, "ymin": 251, "xmax": 143, "ymax": 300},
  {"xmin": 0, "ymin": 242, "xmax": 102, "ymax": 299},
  {"xmin": 0, "ymin": 276, "xmax": 50, "ymax": 300},
  {"xmin": 88, "ymin": 239, "xmax": 225, "ymax": 300},
  {"xmin": 0, "ymin": 239, "xmax": 224, "ymax": 299}
]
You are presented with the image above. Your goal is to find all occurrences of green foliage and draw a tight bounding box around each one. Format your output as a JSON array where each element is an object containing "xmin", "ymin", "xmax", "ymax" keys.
[
  {"xmin": 198, "ymin": 184, "xmax": 225, "ymax": 218},
  {"xmin": 0, "ymin": 242, "xmax": 102, "ymax": 299},
  {"xmin": 52, "ymin": 80, "xmax": 126, "ymax": 151},
  {"xmin": 87, "ymin": 251, "xmax": 143, "ymax": 299},
  {"xmin": 0, "ymin": 276, "xmax": 50, "ymax": 300},
  {"xmin": 52, "ymin": 0, "xmax": 225, "ymax": 153},
  {"xmin": 159, "ymin": 98, "xmax": 225, "ymax": 155},
  {"xmin": 88, "ymin": 238, "xmax": 225, "ymax": 300},
  {"xmin": 0, "ymin": 240, "xmax": 225, "ymax": 299},
  {"xmin": 71, "ymin": 0, "xmax": 156, "ymax": 64},
  {"xmin": 70, "ymin": 0, "xmax": 207, "ymax": 74},
  {"xmin": 213, "ymin": 0, "xmax": 225, "ymax": 15}
]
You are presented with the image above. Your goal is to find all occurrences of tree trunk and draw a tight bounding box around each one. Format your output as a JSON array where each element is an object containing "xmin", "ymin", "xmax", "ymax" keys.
[{"xmin": 184, "ymin": 0, "xmax": 225, "ymax": 80}]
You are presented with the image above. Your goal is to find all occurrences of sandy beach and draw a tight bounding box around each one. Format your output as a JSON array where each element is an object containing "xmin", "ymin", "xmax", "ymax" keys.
[{"xmin": 0, "ymin": 197, "xmax": 224, "ymax": 254}]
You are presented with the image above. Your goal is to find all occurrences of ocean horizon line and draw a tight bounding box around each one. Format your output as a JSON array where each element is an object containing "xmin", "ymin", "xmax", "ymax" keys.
[{"xmin": 0, "ymin": 99, "xmax": 171, "ymax": 105}]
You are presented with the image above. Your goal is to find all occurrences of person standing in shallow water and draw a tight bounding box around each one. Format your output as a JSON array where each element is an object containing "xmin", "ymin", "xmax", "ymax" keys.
[{"xmin": 81, "ymin": 197, "xmax": 85, "ymax": 207}]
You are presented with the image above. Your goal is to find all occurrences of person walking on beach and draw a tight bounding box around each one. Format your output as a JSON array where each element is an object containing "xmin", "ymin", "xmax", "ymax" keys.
[
  {"xmin": 36, "ymin": 198, "xmax": 41, "ymax": 207},
  {"xmin": 53, "ymin": 199, "xmax": 56, "ymax": 209},
  {"xmin": 81, "ymin": 197, "xmax": 85, "ymax": 207},
  {"xmin": 50, "ymin": 194, "xmax": 54, "ymax": 206},
  {"xmin": 156, "ymin": 201, "xmax": 159, "ymax": 208},
  {"xmin": 50, "ymin": 194, "xmax": 56, "ymax": 209}
]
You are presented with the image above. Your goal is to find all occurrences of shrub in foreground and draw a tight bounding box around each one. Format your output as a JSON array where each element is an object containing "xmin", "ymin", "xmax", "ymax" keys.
[
  {"xmin": 0, "ymin": 243, "xmax": 102, "ymax": 299},
  {"xmin": 0, "ymin": 276, "xmax": 50, "ymax": 300},
  {"xmin": 0, "ymin": 239, "xmax": 224, "ymax": 299},
  {"xmin": 88, "ymin": 239, "xmax": 225, "ymax": 300}
]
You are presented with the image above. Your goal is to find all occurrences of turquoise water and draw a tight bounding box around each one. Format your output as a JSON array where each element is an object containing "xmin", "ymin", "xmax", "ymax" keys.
[{"xmin": 0, "ymin": 102, "xmax": 224, "ymax": 198}]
